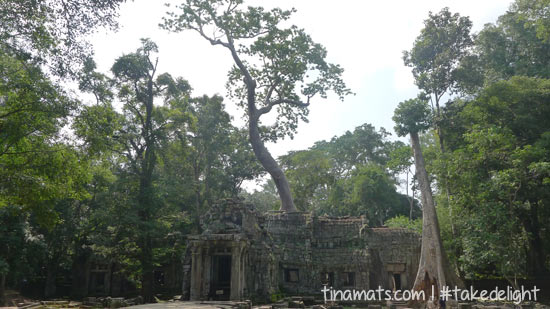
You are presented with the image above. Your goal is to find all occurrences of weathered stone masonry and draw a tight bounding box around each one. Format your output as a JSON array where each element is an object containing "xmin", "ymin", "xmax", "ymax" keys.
[{"xmin": 184, "ymin": 199, "xmax": 421, "ymax": 301}]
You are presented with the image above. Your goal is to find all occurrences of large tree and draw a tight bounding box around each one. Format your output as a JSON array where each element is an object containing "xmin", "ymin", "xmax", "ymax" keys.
[
  {"xmin": 403, "ymin": 7, "xmax": 473, "ymax": 149},
  {"xmin": 393, "ymin": 98, "xmax": 462, "ymax": 304},
  {"xmin": 162, "ymin": 94, "xmax": 262, "ymax": 232},
  {"xmin": 163, "ymin": 0, "xmax": 351, "ymax": 212},
  {"xmin": 443, "ymin": 77, "xmax": 550, "ymax": 280},
  {"xmin": 473, "ymin": 3, "xmax": 550, "ymax": 84},
  {"xmin": 76, "ymin": 39, "xmax": 192, "ymax": 302}
]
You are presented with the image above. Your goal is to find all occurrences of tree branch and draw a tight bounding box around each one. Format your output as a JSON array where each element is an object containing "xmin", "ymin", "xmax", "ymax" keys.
[{"xmin": 257, "ymin": 97, "xmax": 310, "ymax": 116}]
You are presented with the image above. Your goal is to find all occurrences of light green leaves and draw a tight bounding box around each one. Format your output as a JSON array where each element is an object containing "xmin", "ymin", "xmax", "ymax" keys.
[{"xmin": 392, "ymin": 97, "xmax": 432, "ymax": 136}]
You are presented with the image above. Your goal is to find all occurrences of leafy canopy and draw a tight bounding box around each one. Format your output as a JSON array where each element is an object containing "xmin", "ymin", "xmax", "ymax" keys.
[
  {"xmin": 162, "ymin": 0, "xmax": 351, "ymax": 139},
  {"xmin": 0, "ymin": 0, "xmax": 125, "ymax": 77},
  {"xmin": 403, "ymin": 7, "xmax": 473, "ymax": 103},
  {"xmin": 393, "ymin": 97, "xmax": 432, "ymax": 136}
]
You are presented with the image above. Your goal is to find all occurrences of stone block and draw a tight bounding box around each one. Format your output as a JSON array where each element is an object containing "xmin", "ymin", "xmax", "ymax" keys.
[
  {"xmin": 234, "ymin": 301, "xmax": 251, "ymax": 309},
  {"xmin": 109, "ymin": 298, "xmax": 126, "ymax": 308},
  {"xmin": 288, "ymin": 300, "xmax": 305, "ymax": 308}
]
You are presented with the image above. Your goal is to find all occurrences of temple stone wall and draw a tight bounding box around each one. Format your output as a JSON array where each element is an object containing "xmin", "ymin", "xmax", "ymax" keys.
[{"xmin": 184, "ymin": 199, "xmax": 421, "ymax": 301}]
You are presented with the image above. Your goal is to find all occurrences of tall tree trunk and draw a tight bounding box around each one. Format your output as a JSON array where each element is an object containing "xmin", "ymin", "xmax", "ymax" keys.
[
  {"xmin": 227, "ymin": 36, "xmax": 297, "ymax": 213},
  {"xmin": 140, "ymin": 236, "xmax": 154, "ymax": 303},
  {"xmin": 138, "ymin": 174, "xmax": 155, "ymax": 303},
  {"xmin": 248, "ymin": 114, "xmax": 296, "ymax": 212},
  {"xmin": 407, "ymin": 170, "xmax": 413, "ymax": 221},
  {"xmin": 409, "ymin": 131, "xmax": 462, "ymax": 305},
  {"xmin": 245, "ymin": 77, "xmax": 296, "ymax": 212},
  {"xmin": 44, "ymin": 263, "xmax": 57, "ymax": 298},
  {"xmin": 137, "ymin": 77, "xmax": 157, "ymax": 303},
  {"xmin": 520, "ymin": 203, "xmax": 548, "ymax": 276},
  {"xmin": 192, "ymin": 160, "xmax": 202, "ymax": 234},
  {"xmin": 71, "ymin": 252, "xmax": 91, "ymax": 298},
  {"xmin": 0, "ymin": 273, "xmax": 6, "ymax": 307}
]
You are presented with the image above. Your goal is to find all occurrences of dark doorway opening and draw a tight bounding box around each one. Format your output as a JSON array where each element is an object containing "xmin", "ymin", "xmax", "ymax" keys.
[
  {"xmin": 211, "ymin": 255, "xmax": 231, "ymax": 300},
  {"xmin": 321, "ymin": 272, "xmax": 334, "ymax": 287},
  {"xmin": 393, "ymin": 273, "xmax": 401, "ymax": 290}
]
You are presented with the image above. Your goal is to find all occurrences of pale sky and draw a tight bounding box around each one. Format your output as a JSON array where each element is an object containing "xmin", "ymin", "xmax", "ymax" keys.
[{"xmin": 89, "ymin": 0, "xmax": 511, "ymax": 159}]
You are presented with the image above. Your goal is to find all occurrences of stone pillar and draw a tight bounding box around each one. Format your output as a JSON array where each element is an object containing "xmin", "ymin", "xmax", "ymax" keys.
[
  {"xmin": 190, "ymin": 244, "xmax": 203, "ymax": 300},
  {"xmin": 230, "ymin": 242, "xmax": 242, "ymax": 300},
  {"xmin": 230, "ymin": 241, "xmax": 248, "ymax": 300}
]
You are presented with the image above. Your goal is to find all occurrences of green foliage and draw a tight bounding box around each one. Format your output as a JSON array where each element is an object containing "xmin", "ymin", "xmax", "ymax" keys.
[
  {"xmin": 276, "ymin": 123, "xmax": 420, "ymax": 223},
  {"xmin": 0, "ymin": 49, "xmax": 92, "ymax": 227},
  {"xmin": 443, "ymin": 77, "xmax": 550, "ymax": 279},
  {"xmin": 392, "ymin": 97, "xmax": 432, "ymax": 136},
  {"xmin": 471, "ymin": 1, "xmax": 550, "ymax": 86},
  {"xmin": 241, "ymin": 180, "xmax": 281, "ymax": 213},
  {"xmin": 385, "ymin": 215, "xmax": 422, "ymax": 234},
  {"xmin": 280, "ymin": 149, "xmax": 334, "ymax": 211},
  {"xmin": 386, "ymin": 142, "xmax": 413, "ymax": 175},
  {"xmin": 161, "ymin": 94, "xmax": 262, "ymax": 229},
  {"xmin": 163, "ymin": 0, "xmax": 351, "ymax": 139},
  {"xmin": 348, "ymin": 164, "xmax": 403, "ymax": 226},
  {"xmin": 403, "ymin": 8, "xmax": 473, "ymax": 104},
  {"xmin": 0, "ymin": 0, "xmax": 125, "ymax": 76},
  {"xmin": 514, "ymin": 0, "xmax": 550, "ymax": 42},
  {"xmin": 269, "ymin": 291, "xmax": 285, "ymax": 303}
]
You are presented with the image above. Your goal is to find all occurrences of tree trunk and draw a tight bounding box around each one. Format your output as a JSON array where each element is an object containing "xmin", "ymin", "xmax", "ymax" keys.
[
  {"xmin": 71, "ymin": 252, "xmax": 91, "ymax": 298},
  {"xmin": 138, "ymin": 77, "xmax": 157, "ymax": 303},
  {"xmin": 140, "ymin": 238, "xmax": 154, "ymax": 303},
  {"xmin": 248, "ymin": 117, "xmax": 296, "ymax": 212},
  {"xmin": 230, "ymin": 37, "xmax": 297, "ymax": 213},
  {"xmin": 409, "ymin": 131, "xmax": 462, "ymax": 305},
  {"xmin": 138, "ymin": 175, "xmax": 155, "ymax": 303},
  {"xmin": 193, "ymin": 161, "xmax": 202, "ymax": 234},
  {"xmin": 521, "ymin": 203, "xmax": 548, "ymax": 276},
  {"xmin": 407, "ymin": 170, "xmax": 414, "ymax": 221},
  {"xmin": 44, "ymin": 264, "xmax": 57, "ymax": 298},
  {"xmin": 246, "ymin": 85, "xmax": 297, "ymax": 212},
  {"xmin": 0, "ymin": 273, "xmax": 6, "ymax": 307}
]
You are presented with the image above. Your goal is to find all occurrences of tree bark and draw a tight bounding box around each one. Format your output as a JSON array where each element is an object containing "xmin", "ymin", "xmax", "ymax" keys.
[
  {"xmin": 409, "ymin": 131, "xmax": 462, "ymax": 305},
  {"xmin": 139, "ymin": 236, "xmax": 154, "ymax": 303},
  {"xmin": 44, "ymin": 263, "xmax": 57, "ymax": 298},
  {"xmin": 71, "ymin": 252, "xmax": 91, "ymax": 298},
  {"xmin": 409, "ymin": 171, "xmax": 416, "ymax": 221},
  {"xmin": 137, "ymin": 76, "xmax": 157, "ymax": 303},
  {"xmin": 225, "ymin": 36, "xmax": 297, "ymax": 213},
  {"xmin": 520, "ymin": 203, "xmax": 548, "ymax": 276},
  {"xmin": 192, "ymin": 159, "xmax": 202, "ymax": 234},
  {"xmin": 138, "ymin": 164, "xmax": 155, "ymax": 303},
  {"xmin": 0, "ymin": 273, "xmax": 6, "ymax": 307},
  {"xmin": 248, "ymin": 110, "xmax": 297, "ymax": 212}
]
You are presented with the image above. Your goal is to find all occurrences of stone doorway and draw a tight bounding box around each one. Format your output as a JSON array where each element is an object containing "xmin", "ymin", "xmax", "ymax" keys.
[
  {"xmin": 392, "ymin": 273, "xmax": 401, "ymax": 290},
  {"xmin": 188, "ymin": 235, "xmax": 248, "ymax": 301},
  {"xmin": 210, "ymin": 255, "xmax": 232, "ymax": 300}
]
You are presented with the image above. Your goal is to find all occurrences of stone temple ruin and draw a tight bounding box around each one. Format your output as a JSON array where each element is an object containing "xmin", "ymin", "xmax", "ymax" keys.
[{"xmin": 182, "ymin": 199, "xmax": 421, "ymax": 302}]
